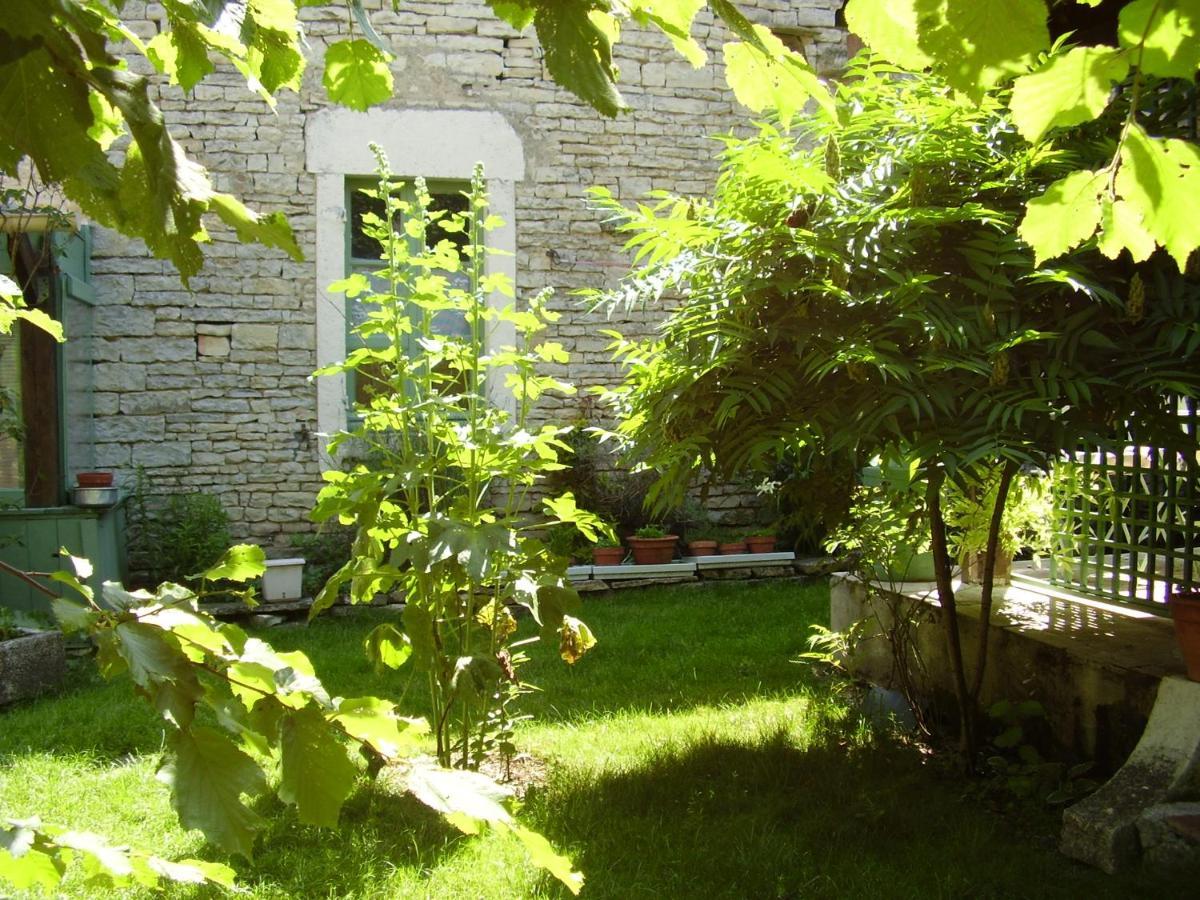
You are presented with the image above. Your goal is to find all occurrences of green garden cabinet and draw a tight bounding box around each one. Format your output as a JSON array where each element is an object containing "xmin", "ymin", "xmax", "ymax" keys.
[{"xmin": 0, "ymin": 501, "xmax": 128, "ymax": 616}]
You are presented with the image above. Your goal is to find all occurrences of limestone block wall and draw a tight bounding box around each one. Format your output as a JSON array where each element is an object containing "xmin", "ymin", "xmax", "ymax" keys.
[{"xmin": 87, "ymin": 1, "xmax": 847, "ymax": 547}]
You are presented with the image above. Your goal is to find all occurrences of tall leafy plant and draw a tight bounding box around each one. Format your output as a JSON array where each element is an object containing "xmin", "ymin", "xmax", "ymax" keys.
[
  {"xmin": 313, "ymin": 148, "xmax": 606, "ymax": 771},
  {"xmin": 592, "ymin": 56, "xmax": 1200, "ymax": 763}
]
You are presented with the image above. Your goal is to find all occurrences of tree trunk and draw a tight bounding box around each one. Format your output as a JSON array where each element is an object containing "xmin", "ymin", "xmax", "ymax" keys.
[
  {"xmin": 926, "ymin": 466, "xmax": 976, "ymax": 766},
  {"xmin": 968, "ymin": 459, "xmax": 1018, "ymax": 703}
]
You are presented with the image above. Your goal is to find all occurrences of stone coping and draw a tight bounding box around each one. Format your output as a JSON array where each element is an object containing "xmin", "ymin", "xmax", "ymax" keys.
[
  {"xmin": 831, "ymin": 562, "xmax": 1185, "ymax": 681},
  {"xmin": 573, "ymin": 552, "xmax": 799, "ymax": 582}
]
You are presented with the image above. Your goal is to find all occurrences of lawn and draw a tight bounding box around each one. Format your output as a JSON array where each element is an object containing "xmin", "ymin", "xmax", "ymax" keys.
[{"xmin": 1, "ymin": 579, "xmax": 1194, "ymax": 898}]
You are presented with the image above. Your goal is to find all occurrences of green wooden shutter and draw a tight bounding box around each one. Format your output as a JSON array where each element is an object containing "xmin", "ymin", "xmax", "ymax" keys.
[{"xmin": 54, "ymin": 226, "xmax": 97, "ymax": 492}]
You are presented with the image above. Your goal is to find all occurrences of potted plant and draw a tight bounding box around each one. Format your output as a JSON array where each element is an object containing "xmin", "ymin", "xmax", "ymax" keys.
[
  {"xmin": 744, "ymin": 528, "xmax": 777, "ymax": 554},
  {"xmin": 1170, "ymin": 589, "xmax": 1200, "ymax": 682},
  {"xmin": 627, "ymin": 524, "xmax": 678, "ymax": 565},
  {"xmin": 592, "ymin": 535, "xmax": 625, "ymax": 566},
  {"xmin": 686, "ymin": 522, "xmax": 720, "ymax": 557},
  {"xmin": 714, "ymin": 527, "xmax": 748, "ymax": 555},
  {"xmin": 944, "ymin": 467, "xmax": 1053, "ymax": 586}
]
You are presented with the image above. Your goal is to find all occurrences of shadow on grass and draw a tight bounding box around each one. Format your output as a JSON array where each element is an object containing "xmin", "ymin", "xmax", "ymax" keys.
[
  {"xmin": 220, "ymin": 780, "xmax": 476, "ymax": 898},
  {"xmin": 524, "ymin": 728, "xmax": 1200, "ymax": 900}
]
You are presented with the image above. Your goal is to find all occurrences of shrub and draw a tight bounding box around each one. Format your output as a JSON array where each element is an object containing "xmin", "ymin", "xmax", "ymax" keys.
[{"xmin": 127, "ymin": 471, "xmax": 231, "ymax": 586}]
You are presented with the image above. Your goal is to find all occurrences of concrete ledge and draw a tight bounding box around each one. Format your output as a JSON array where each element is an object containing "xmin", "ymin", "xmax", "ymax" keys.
[
  {"xmin": 683, "ymin": 552, "xmax": 796, "ymax": 569},
  {"xmin": 830, "ymin": 570, "xmax": 1185, "ymax": 769},
  {"xmin": 831, "ymin": 570, "xmax": 1200, "ymax": 873},
  {"xmin": 592, "ymin": 562, "xmax": 698, "ymax": 581}
]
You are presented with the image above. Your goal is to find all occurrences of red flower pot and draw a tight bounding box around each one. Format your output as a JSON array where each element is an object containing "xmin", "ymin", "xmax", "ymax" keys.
[
  {"xmin": 745, "ymin": 535, "xmax": 777, "ymax": 554},
  {"xmin": 627, "ymin": 536, "xmax": 678, "ymax": 565},
  {"xmin": 718, "ymin": 541, "xmax": 747, "ymax": 555},
  {"xmin": 1170, "ymin": 590, "xmax": 1200, "ymax": 682},
  {"xmin": 76, "ymin": 471, "xmax": 114, "ymax": 488},
  {"xmin": 687, "ymin": 540, "xmax": 719, "ymax": 557},
  {"xmin": 592, "ymin": 546, "xmax": 625, "ymax": 566}
]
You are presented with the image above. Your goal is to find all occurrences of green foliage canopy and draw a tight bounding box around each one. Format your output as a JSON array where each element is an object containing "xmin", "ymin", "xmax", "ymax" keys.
[
  {"xmin": 845, "ymin": 0, "xmax": 1200, "ymax": 269},
  {"xmin": 591, "ymin": 56, "xmax": 1200, "ymax": 506}
]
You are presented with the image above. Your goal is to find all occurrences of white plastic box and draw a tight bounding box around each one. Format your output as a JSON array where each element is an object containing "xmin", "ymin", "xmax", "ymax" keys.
[{"xmin": 262, "ymin": 558, "xmax": 306, "ymax": 601}]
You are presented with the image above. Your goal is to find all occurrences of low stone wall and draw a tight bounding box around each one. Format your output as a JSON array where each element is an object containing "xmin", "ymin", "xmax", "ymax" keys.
[{"xmin": 830, "ymin": 573, "xmax": 1181, "ymax": 772}]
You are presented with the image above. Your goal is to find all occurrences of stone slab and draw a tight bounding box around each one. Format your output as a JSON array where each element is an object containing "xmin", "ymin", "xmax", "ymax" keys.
[
  {"xmin": 683, "ymin": 551, "xmax": 795, "ymax": 570},
  {"xmin": 1136, "ymin": 802, "xmax": 1200, "ymax": 869},
  {"xmin": 592, "ymin": 575, "xmax": 700, "ymax": 591},
  {"xmin": 566, "ymin": 565, "xmax": 592, "ymax": 581},
  {"xmin": 592, "ymin": 561, "xmax": 698, "ymax": 580},
  {"xmin": 0, "ymin": 630, "xmax": 66, "ymax": 706},
  {"xmin": 1061, "ymin": 676, "xmax": 1200, "ymax": 872}
]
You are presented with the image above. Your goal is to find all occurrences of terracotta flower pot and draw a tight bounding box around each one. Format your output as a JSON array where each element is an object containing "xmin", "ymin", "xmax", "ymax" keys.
[
  {"xmin": 718, "ymin": 541, "xmax": 747, "ymax": 555},
  {"xmin": 745, "ymin": 535, "xmax": 777, "ymax": 554},
  {"xmin": 962, "ymin": 550, "xmax": 1013, "ymax": 586},
  {"xmin": 687, "ymin": 540, "xmax": 719, "ymax": 557},
  {"xmin": 76, "ymin": 471, "xmax": 114, "ymax": 488},
  {"xmin": 627, "ymin": 535, "xmax": 678, "ymax": 565},
  {"xmin": 1170, "ymin": 590, "xmax": 1200, "ymax": 682},
  {"xmin": 592, "ymin": 546, "xmax": 625, "ymax": 566}
]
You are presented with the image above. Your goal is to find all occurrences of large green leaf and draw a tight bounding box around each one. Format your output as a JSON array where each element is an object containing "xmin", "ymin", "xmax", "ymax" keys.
[
  {"xmin": 1017, "ymin": 168, "xmax": 1105, "ymax": 263},
  {"xmin": 846, "ymin": 0, "xmax": 1049, "ymax": 99},
  {"xmin": 1116, "ymin": 124, "xmax": 1200, "ymax": 270},
  {"xmin": 157, "ymin": 727, "xmax": 267, "ymax": 859},
  {"xmin": 630, "ymin": 0, "xmax": 706, "ymax": 67},
  {"xmin": 722, "ymin": 25, "xmax": 834, "ymax": 122},
  {"xmin": 1010, "ymin": 45, "xmax": 1129, "ymax": 142},
  {"xmin": 0, "ymin": 849, "xmax": 61, "ymax": 891},
  {"xmin": 489, "ymin": 1, "xmax": 537, "ymax": 30},
  {"xmin": 322, "ymin": 39, "xmax": 393, "ymax": 111},
  {"xmin": 534, "ymin": 583, "xmax": 581, "ymax": 632},
  {"xmin": 534, "ymin": 0, "xmax": 625, "ymax": 117},
  {"xmin": 843, "ymin": 0, "xmax": 934, "ymax": 71},
  {"xmin": 278, "ymin": 706, "xmax": 358, "ymax": 827},
  {"xmin": 1096, "ymin": 198, "xmax": 1156, "ymax": 263},
  {"xmin": 363, "ymin": 622, "xmax": 412, "ymax": 670},
  {"xmin": 511, "ymin": 825, "xmax": 584, "ymax": 896},
  {"xmin": 146, "ymin": 24, "xmax": 214, "ymax": 91},
  {"xmin": 114, "ymin": 621, "xmax": 190, "ymax": 689},
  {"xmin": 200, "ymin": 544, "xmax": 267, "ymax": 583},
  {"xmin": 1118, "ymin": 0, "xmax": 1200, "ymax": 79},
  {"xmin": 919, "ymin": 0, "xmax": 1049, "ymax": 99},
  {"xmin": 332, "ymin": 696, "xmax": 425, "ymax": 758},
  {"xmin": 210, "ymin": 193, "xmax": 303, "ymax": 262},
  {"xmin": 405, "ymin": 759, "xmax": 514, "ymax": 826}
]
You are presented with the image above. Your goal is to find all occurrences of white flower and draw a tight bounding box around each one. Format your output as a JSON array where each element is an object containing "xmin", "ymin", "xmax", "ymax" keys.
[{"xmin": 755, "ymin": 478, "xmax": 781, "ymax": 496}]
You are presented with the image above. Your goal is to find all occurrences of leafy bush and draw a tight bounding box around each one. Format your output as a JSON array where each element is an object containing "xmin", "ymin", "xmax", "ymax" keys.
[
  {"xmin": 289, "ymin": 527, "xmax": 355, "ymax": 598},
  {"xmin": 127, "ymin": 471, "xmax": 231, "ymax": 586}
]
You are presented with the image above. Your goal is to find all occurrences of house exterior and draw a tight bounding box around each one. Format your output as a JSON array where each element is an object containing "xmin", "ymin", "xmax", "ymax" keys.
[{"xmin": 3, "ymin": 2, "xmax": 849, "ymax": 562}]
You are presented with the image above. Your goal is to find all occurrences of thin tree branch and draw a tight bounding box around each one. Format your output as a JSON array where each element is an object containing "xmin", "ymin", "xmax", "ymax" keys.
[{"xmin": 969, "ymin": 458, "xmax": 1019, "ymax": 704}]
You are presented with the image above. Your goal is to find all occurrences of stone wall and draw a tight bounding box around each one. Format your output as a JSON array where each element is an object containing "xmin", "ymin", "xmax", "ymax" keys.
[{"xmin": 87, "ymin": 1, "xmax": 847, "ymax": 547}]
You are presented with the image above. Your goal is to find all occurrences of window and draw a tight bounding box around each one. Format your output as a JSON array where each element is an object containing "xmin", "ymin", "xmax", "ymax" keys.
[
  {"xmin": 343, "ymin": 179, "xmax": 471, "ymax": 412},
  {"xmin": 307, "ymin": 107, "xmax": 524, "ymax": 445},
  {"xmin": 0, "ymin": 227, "xmax": 95, "ymax": 507}
]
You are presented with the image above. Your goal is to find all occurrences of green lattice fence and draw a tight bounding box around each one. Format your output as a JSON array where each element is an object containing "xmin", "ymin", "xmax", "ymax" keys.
[{"xmin": 1050, "ymin": 397, "xmax": 1199, "ymax": 612}]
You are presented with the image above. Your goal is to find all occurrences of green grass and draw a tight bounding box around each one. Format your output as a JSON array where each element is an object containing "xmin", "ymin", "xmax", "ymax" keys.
[{"xmin": 1, "ymin": 580, "xmax": 1195, "ymax": 898}]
